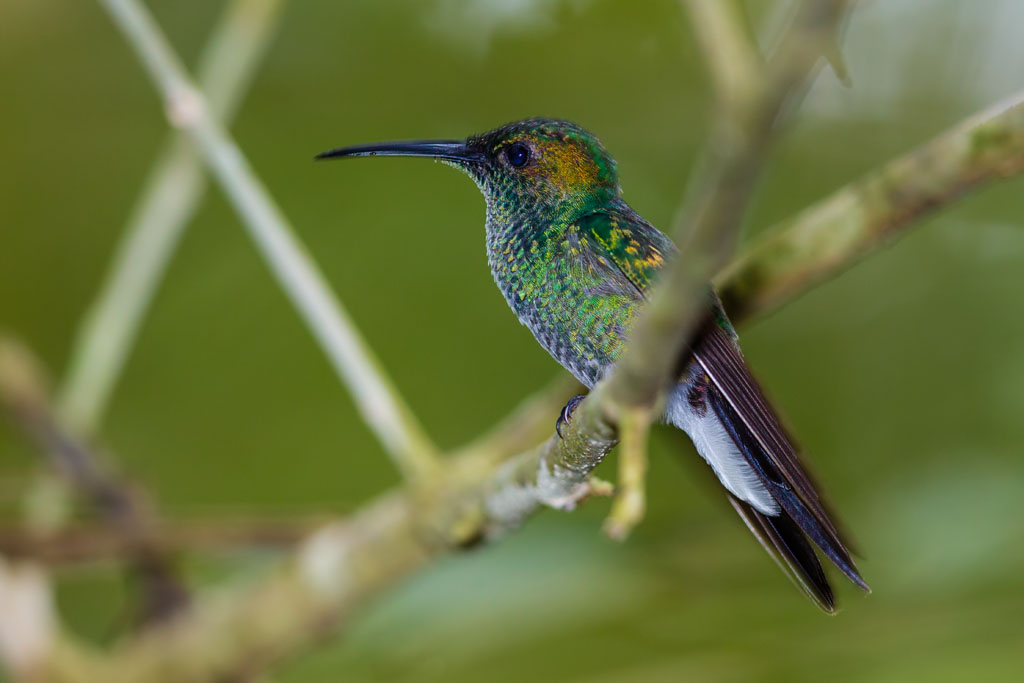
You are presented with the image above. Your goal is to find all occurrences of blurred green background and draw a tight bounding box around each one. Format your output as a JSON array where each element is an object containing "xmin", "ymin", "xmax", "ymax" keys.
[{"xmin": 3, "ymin": 0, "xmax": 1024, "ymax": 681}]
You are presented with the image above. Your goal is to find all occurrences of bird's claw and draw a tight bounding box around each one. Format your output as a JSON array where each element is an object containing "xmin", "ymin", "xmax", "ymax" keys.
[{"xmin": 555, "ymin": 394, "xmax": 586, "ymax": 439}]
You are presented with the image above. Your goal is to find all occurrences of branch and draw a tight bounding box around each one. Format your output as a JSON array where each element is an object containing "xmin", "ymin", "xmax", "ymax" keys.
[
  {"xmin": 58, "ymin": 0, "xmax": 286, "ymax": 437},
  {"xmin": 0, "ymin": 517, "xmax": 328, "ymax": 566},
  {"xmin": 94, "ymin": 0, "xmax": 441, "ymax": 480},
  {"xmin": 717, "ymin": 89, "xmax": 1024, "ymax": 320},
  {"xmin": 684, "ymin": 0, "xmax": 761, "ymax": 108},
  {"xmin": 0, "ymin": 339, "xmax": 189, "ymax": 626},
  {"xmin": 602, "ymin": 406, "xmax": 652, "ymax": 540}
]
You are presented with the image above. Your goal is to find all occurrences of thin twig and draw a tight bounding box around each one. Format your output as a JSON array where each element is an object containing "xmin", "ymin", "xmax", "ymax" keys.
[
  {"xmin": 0, "ymin": 339, "xmax": 189, "ymax": 625},
  {"xmin": 684, "ymin": 0, "xmax": 762, "ymax": 108},
  {"xmin": 58, "ymin": 0, "xmax": 287, "ymax": 437},
  {"xmin": 0, "ymin": 517, "xmax": 328, "ymax": 566},
  {"xmin": 602, "ymin": 406, "xmax": 652, "ymax": 541},
  {"xmin": 95, "ymin": 0, "xmax": 441, "ymax": 480}
]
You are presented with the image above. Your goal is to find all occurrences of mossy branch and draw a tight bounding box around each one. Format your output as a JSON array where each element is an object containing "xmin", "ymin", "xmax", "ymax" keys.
[{"xmin": 717, "ymin": 90, "xmax": 1024, "ymax": 320}]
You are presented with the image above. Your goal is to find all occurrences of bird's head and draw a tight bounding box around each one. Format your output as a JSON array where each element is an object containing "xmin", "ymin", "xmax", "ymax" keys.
[{"xmin": 318, "ymin": 118, "xmax": 621, "ymax": 220}]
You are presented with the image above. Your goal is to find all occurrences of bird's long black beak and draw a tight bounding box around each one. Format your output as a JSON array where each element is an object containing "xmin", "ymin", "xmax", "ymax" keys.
[{"xmin": 315, "ymin": 140, "xmax": 484, "ymax": 164}]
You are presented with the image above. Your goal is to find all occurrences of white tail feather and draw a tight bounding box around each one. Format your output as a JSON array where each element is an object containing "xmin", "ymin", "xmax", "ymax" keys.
[{"xmin": 665, "ymin": 385, "xmax": 779, "ymax": 515}]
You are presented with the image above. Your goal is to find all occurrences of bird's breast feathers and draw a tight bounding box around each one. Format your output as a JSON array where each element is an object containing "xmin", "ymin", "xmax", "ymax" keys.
[{"xmin": 486, "ymin": 218, "xmax": 644, "ymax": 386}]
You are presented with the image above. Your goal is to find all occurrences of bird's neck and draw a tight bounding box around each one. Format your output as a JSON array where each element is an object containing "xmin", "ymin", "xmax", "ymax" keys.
[
  {"xmin": 484, "ymin": 193, "xmax": 625, "ymax": 258},
  {"xmin": 484, "ymin": 200, "xmax": 571, "ymax": 256},
  {"xmin": 483, "ymin": 197, "xmax": 618, "ymax": 314},
  {"xmin": 484, "ymin": 213, "xmax": 552, "ymax": 272}
]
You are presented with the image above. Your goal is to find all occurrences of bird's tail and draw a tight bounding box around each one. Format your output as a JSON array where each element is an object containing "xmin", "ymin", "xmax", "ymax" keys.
[{"xmin": 666, "ymin": 322, "xmax": 869, "ymax": 612}]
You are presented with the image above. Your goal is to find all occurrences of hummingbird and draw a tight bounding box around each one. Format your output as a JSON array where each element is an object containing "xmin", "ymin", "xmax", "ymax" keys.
[{"xmin": 317, "ymin": 118, "xmax": 868, "ymax": 611}]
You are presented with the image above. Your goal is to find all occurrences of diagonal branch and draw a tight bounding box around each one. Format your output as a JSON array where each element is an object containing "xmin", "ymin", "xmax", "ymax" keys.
[
  {"xmin": 58, "ymin": 0, "xmax": 287, "ymax": 437},
  {"xmin": 94, "ymin": 0, "xmax": 441, "ymax": 480}
]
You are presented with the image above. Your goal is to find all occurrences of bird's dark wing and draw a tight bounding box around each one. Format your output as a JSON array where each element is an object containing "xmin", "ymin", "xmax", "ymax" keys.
[
  {"xmin": 695, "ymin": 322, "xmax": 867, "ymax": 591},
  {"xmin": 577, "ymin": 204, "xmax": 868, "ymax": 602},
  {"xmin": 727, "ymin": 493, "xmax": 835, "ymax": 611},
  {"xmin": 575, "ymin": 205, "xmax": 723, "ymax": 332}
]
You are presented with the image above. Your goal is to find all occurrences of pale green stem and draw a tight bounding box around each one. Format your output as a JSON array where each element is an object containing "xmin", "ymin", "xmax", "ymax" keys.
[
  {"xmin": 95, "ymin": 0, "xmax": 440, "ymax": 479},
  {"xmin": 58, "ymin": 0, "xmax": 286, "ymax": 436},
  {"xmin": 602, "ymin": 406, "xmax": 651, "ymax": 541},
  {"xmin": 683, "ymin": 0, "xmax": 762, "ymax": 108}
]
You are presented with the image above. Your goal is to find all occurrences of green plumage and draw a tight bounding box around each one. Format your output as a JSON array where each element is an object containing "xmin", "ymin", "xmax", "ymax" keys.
[{"xmin": 484, "ymin": 197, "xmax": 673, "ymax": 387}]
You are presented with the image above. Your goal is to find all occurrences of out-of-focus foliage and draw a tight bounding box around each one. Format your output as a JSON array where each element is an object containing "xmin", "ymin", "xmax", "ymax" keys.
[{"xmin": 2, "ymin": 1, "xmax": 1024, "ymax": 681}]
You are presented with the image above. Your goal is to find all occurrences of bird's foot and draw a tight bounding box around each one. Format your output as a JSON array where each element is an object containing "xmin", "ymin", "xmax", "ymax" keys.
[{"xmin": 555, "ymin": 394, "xmax": 586, "ymax": 439}]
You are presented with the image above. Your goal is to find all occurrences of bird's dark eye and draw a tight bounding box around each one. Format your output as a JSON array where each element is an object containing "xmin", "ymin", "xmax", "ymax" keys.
[{"xmin": 505, "ymin": 143, "xmax": 531, "ymax": 168}]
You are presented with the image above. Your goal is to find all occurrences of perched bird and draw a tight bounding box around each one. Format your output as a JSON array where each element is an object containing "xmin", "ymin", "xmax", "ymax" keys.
[{"xmin": 318, "ymin": 118, "xmax": 868, "ymax": 611}]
